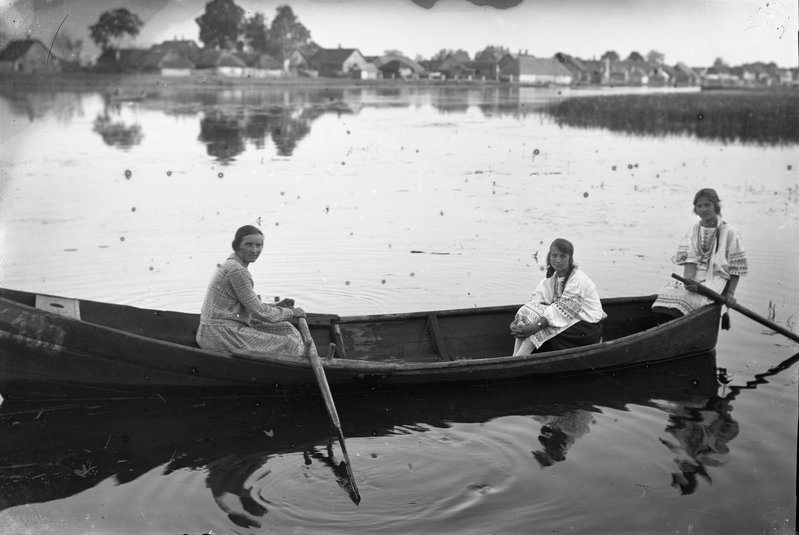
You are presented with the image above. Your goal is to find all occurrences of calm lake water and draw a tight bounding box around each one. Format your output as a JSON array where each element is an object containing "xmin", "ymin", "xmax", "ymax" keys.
[{"xmin": 0, "ymin": 82, "xmax": 797, "ymax": 534}]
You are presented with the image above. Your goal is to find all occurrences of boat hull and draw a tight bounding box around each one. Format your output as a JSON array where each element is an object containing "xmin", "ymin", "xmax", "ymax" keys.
[{"xmin": 0, "ymin": 289, "xmax": 721, "ymax": 399}]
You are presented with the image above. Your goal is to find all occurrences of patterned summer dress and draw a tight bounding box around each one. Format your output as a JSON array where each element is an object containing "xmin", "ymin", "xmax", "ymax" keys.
[{"xmin": 196, "ymin": 254, "xmax": 304, "ymax": 355}]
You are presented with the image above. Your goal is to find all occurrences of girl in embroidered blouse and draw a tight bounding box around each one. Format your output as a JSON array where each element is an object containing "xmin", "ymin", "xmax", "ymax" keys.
[
  {"xmin": 196, "ymin": 225, "xmax": 307, "ymax": 355},
  {"xmin": 510, "ymin": 239, "xmax": 606, "ymax": 356},
  {"xmin": 652, "ymin": 188, "xmax": 748, "ymax": 317}
]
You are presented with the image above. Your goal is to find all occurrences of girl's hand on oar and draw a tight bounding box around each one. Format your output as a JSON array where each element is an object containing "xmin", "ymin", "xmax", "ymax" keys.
[
  {"xmin": 684, "ymin": 280, "xmax": 700, "ymax": 293},
  {"xmin": 723, "ymin": 292, "xmax": 737, "ymax": 307}
]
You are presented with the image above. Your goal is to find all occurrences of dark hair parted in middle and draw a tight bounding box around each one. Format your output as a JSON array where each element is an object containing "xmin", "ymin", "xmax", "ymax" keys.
[
  {"xmin": 546, "ymin": 238, "xmax": 575, "ymax": 280},
  {"xmin": 693, "ymin": 188, "xmax": 722, "ymax": 215},
  {"xmin": 231, "ymin": 225, "xmax": 264, "ymax": 250}
]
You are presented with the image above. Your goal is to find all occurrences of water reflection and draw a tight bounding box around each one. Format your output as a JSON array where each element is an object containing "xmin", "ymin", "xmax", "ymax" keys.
[
  {"xmin": 0, "ymin": 354, "xmax": 719, "ymax": 513},
  {"xmin": 532, "ymin": 411, "xmax": 595, "ymax": 467},
  {"xmin": 92, "ymin": 113, "xmax": 144, "ymax": 149},
  {"xmin": 656, "ymin": 351, "xmax": 799, "ymax": 495},
  {"xmin": 659, "ymin": 396, "xmax": 739, "ymax": 494},
  {"xmin": 3, "ymin": 85, "xmax": 796, "ymax": 165},
  {"xmin": 198, "ymin": 110, "xmax": 246, "ymax": 163},
  {"xmin": 0, "ymin": 84, "xmax": 86, "ymax": 123}
]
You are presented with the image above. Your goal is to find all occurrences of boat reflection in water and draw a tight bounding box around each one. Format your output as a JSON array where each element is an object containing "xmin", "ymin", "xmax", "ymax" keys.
[{"xmin": 0, "ymin": 351, "xmax": 745, "ymax": 526}]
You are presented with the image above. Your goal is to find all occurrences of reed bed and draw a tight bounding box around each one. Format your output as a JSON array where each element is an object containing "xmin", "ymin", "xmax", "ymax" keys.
[{"xmin": 545, "ymin": 89, "xmax": 799, "ymax": 145}]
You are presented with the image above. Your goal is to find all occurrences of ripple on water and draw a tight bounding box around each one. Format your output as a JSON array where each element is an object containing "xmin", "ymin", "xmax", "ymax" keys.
[{"xmin": 150, "ymin": 414, "xmax": 668, "ymax": 534}]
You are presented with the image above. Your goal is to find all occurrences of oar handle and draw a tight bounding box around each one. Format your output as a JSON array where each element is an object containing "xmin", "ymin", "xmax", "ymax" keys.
[{"xmin": 671, "ymin": 273, "xmax": 799, "ymax": 343}]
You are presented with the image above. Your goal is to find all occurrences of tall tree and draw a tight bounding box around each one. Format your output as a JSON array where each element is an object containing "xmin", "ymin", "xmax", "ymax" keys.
[
  {"xmin": 626, "ymin": 51, "xmax": 644, "ymax": 62},
  {"xmin": 196, "ymin": 0, "xmax": 244, "ymax": 50},
  {"xmin": 53, "ymin": 30, "xmax": 84, "ymax": 63},
  {"xmin": 88, "ymin": 8, "xmax": 143, "ymax": 51},
  {"xmin": 243, "ymin": 12, "xmax": 269, "ymax": 53},
  {"xmin": 474, "ymin": 45, "xmax": 510, "ymax": 61},
  {"xmin": 431, "ymin": 48, "xmax": 470, "ymax": 62},
  {"xmin": 646, "ymin": 49, "xmax": 665, "ymax": 65},
  {"xmin": 267, "ymin": 5, "xmax": 312, "ymax": 62},
  {"xmin": 600, "ymin": 50, "xmax": 619, "ymax": 62}
]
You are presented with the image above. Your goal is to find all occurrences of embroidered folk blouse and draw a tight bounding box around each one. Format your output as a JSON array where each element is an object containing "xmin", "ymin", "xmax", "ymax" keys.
[
  {"xmin": 522, "ymin": 268, "xmax": 606, "ymax": 329},
  {"xmin": 672, "ymin": 220, "xmax": 748, "ymax": 284}
]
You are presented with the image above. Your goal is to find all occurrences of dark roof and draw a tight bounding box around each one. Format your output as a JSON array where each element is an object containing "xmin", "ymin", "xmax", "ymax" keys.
[
  {"xmin": 376, "ymin": 54, "xmax": 425, "ymax": 74},
  {"xmin": 158, "ymin": 50, "xmax": 194, "ymax": 69},
  {"xmin": 144, "ymin": 40, "xmax": 201, "ymax": 68},
  {"xmin": 311, "ymin": 48, "xmax": 363, "ymax": 67},
  {"xmin": 229, "ymin": 51, "xmax": 282, "ymax": 69},
  {"xmin": 195, "ymin": 49, "xmax": 247, "ymax": 68},
  {"xmin": 513, "ymin": 55, "xmax": 573, "ymax": 76},
  {"xmin": 0, "ymin": 39, "xmax": 48, "ymax": 61},
  {"xmin": 256, "ymin": 54, "xmax": 282, "ymax": 70}
]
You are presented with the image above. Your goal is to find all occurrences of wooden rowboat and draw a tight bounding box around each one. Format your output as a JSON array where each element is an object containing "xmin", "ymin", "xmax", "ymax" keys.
[{"xmin": 0, "ymin": 287, "xmax": 721, "ymax": 400}]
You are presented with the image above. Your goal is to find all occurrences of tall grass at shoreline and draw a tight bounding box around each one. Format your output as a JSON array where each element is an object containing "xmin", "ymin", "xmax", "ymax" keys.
[{"xmin": 546, "ymin": 89, "xmax": 799, "ymax": 145}]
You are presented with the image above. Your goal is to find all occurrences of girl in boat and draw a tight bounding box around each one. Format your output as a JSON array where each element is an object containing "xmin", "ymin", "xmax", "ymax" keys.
[
  {"xmin": 196, "ymin": 225, "xmax": 306, "ymax": 355},
  {"xmin": 510, "ymin": 238, "xmax": 606, "ymax": 355},
  {"xmin": 652, "ymin": 188, "xmax": 748, "ymax": 317}
]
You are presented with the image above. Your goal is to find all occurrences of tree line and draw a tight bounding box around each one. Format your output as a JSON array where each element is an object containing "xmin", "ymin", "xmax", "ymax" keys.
[
  {"xmin": 2, "ymin": 0, "xmax": 738, "ymax": 69},
  {"xmin": 87, "ymin": 0, "xmax": 316, "ymax": 63}
]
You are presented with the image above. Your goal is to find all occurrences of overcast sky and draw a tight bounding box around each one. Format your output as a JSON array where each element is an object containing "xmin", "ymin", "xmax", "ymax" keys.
[{"xmin": 1, "ymin": 0, "xmax": 796, "ymax": 67}]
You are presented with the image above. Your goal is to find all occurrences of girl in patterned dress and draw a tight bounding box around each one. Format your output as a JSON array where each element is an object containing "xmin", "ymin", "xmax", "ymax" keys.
[
  {"xmin": 652, "ymin": 188, "xmax": 748, "ymax": 317},
  {"xmin": 196, "ymin": 225, "xmax": 306, "ymax": 355},
  {"xmin": 510, "ymin": 239, "xmax": 606, "ymax": 355}
]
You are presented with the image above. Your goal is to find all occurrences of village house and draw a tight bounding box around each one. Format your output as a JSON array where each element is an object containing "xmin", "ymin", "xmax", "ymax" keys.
[
  {"xmin": 671, "ymin": 62, "xmax": 702, "ymax": 86},
  {"xmin": 776, "ymin": 68, "xmax": 795, "ymax": 86},
  {"xmin": 466, "ymin": 59, "xmax": 500, "ymax": 81},
  {"xmin": 647, "ymin": 64, "xmax": 672, "ymax": 86},
  {"xmin": 603, "ymin": 59, "xmax": 649, "ymax": 85},
  {"xmin": 435, "ymin": 51, "xmax": 473, "ymax": 80},
  {"xmin": 498, "ymin": 54, "xmax": 573, "ymax": 85},
  {"xmin": 0, "ymin": 39, "xmax": 63, "ymax": 74},
  {"xmin": 557, "ymin": 54, "xmax": 601, "ymax": 85},
  {"xmin": 157, "ymin": 50, "xmax": 194, "ymax": 77},
  {"xmin": 370, "ymin": 54, "xmax": 426, "ymax": 80},
  {"xmin": 701, "ymin": 65, "xmax": 741, "ymax": 88},
  {"xmin": 283, "ymin": 50, "xmax": 311, "ymax": 74},
  {"xmin": 246, "ymin": 53, "xmax": 283, "ymax": 78},
  {"xmin": 195, "ymin": 49, "xmax": 247, "ymax": 77},
  {"xmin": 308, "ymin": 48, "xmax": 378, "ymax": 79},
  {"xmin": 143, "ymin": 40, "xmax": 201, "ymax": 72}
]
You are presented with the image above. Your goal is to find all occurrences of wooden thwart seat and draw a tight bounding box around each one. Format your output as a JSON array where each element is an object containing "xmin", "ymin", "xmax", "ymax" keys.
[{"xmin": 427, "ymin": 314, "xmax": 452, "ymax": 361}]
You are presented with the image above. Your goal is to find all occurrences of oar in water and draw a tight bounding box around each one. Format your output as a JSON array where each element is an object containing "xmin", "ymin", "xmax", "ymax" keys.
[
  {"xmin": 297, "ymin": 317, "xmax": 362, "ymax": 504},
  {"xmin": 671, "ymin": 273, "xmax": 799, "ymax": 343}
]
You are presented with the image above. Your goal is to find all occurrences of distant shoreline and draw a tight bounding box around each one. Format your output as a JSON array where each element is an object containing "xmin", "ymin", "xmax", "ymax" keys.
[
  {"xmin": 0, "ymin": 71, "xmax": 703, "ymax": 93},
  {"xmin": 0, "ymin": 72, "xmax": 499, "ymax": 91},
  {"xmin": 2, "ymin": 72, "xmax": 789, "ymax": 97}
]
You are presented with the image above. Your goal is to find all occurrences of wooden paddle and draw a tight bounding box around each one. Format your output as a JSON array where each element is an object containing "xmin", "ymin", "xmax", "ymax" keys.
[
  {"xmin": 671, "ymin": 273, "xmax": 799, "ymax": 343},
  {"xmin": 297, "ymin": 317, "xmax": 362, "ymax": 504}
]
